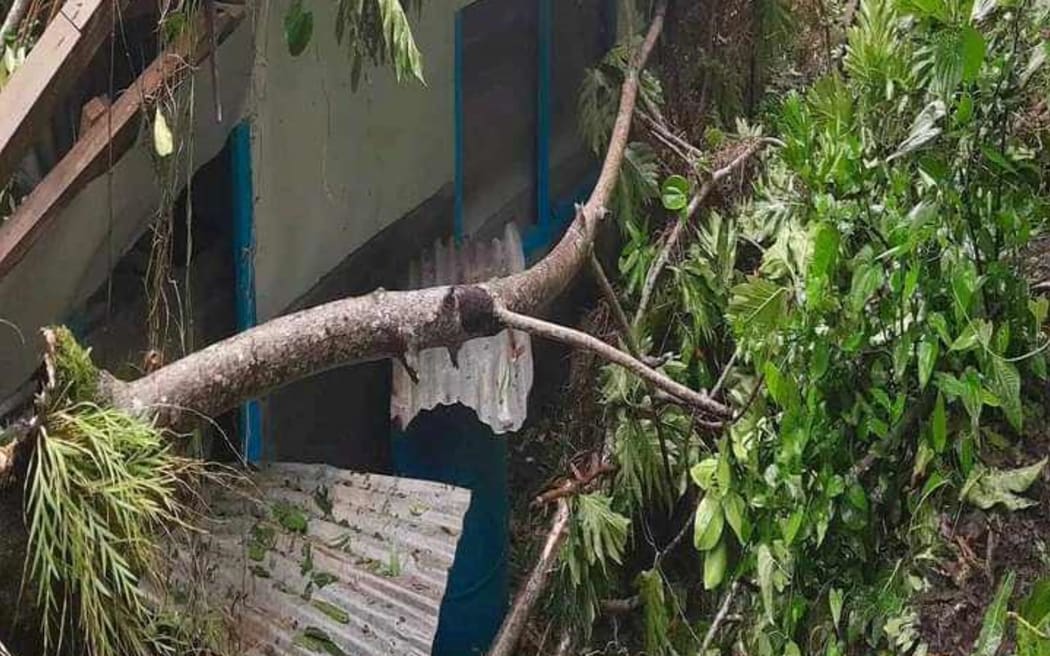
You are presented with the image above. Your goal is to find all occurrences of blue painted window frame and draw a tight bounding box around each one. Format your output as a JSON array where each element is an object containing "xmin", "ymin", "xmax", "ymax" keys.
[{"xmin": 453, "ymin": 0, "xmax": 616, "ymax": 257}]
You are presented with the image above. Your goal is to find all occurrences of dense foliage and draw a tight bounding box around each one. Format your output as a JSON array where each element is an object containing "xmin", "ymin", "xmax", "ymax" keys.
[{"xmin": 557, "ymin": 1, "xmax": 1050, "ymax": 653}]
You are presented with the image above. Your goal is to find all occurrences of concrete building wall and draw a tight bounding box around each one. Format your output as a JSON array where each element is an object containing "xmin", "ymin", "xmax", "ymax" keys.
[{"xmin": 251, "ymin": 0, "xmax": 469, "ymax": 321}]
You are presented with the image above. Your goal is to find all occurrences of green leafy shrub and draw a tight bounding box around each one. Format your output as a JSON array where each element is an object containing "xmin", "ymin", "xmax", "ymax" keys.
[{"xmin": 573, "ymin": 0, "xmax": 1050, "ymax": 652}]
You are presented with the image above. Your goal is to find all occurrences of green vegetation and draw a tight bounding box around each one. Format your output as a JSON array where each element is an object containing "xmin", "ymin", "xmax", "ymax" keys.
[
  {"xmin": 552, "ymin": 0, "xmax": 1050, "ymax": 653},
  {"xmin": 26, "ymin": 329, "xmax": 206, "ymax": 656}
]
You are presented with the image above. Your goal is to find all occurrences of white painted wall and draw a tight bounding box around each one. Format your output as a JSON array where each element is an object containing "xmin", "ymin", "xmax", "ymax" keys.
[{"xmin": 251, "ymin": 0, "xmax": 469, "ymax": 320}]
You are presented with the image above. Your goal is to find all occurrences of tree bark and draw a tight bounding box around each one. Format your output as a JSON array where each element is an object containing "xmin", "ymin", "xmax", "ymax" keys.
[
  {"xmin": 101, "ymin": 0, "xmax": 671, "ymax": 429},
  {"xmin": 487, "ymin": 500, "xmax": 571, "ymax": 656}
]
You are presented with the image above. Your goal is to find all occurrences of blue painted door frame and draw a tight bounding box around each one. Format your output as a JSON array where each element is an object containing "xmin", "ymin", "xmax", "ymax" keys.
[
  {"xmin": 453, "ymin": 0, "xmax": 617, "ymax": 255},
  {"xmin": 230, "ymin": 121, "xmax": 262, "ymax": 464}
]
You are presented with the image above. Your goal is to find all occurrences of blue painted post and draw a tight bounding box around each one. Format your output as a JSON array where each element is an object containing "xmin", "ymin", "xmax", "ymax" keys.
[
  {"xmin": 453, "ymin": 11, "xmax": 465, "ymax": 243},
  {"xmin": 230, "ymin": 121, "xmax": 262, "ymax": 464}
]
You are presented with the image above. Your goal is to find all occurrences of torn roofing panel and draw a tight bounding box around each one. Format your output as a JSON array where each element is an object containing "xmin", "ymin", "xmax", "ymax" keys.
[
  {"xmin": 391, "ymin": 222, "xmax": 534, "ymax": 434},
  {"xmin": 153, "ymin": 464, "xmax": 471, "ymax": 656}
]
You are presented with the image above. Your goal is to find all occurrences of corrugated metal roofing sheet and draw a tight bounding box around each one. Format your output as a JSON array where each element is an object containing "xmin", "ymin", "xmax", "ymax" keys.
[
  {"xmin": 391, "ymin": 222, "xmax": 533, "ymax": 434},
  {"xmin": 153, "ymin": 463, "xmax": 471, "ymax": 656}
]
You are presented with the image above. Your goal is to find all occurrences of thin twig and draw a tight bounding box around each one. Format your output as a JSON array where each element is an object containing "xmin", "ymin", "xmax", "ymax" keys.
[
  {"xmin": 710, "ymin": 349, "xmax": 739, "ymax": 398},
  {"xmin": 533, "ymin": 461, "xmax": 618, "ymax": 507},
  {"xmin": 589, "ymin": 253, "xmax": 640, "ymax": 356},
  {"xmin": 495, "ymin": 306, "xmax": 731, "ymax": 420},
  {"xmin": 640, "ymin": 112, "xmax": 699, "ymax": 166},
  {"xmin": 699, "ymin": 581, "xmax": 739, "ymax": 654},
  {"xmin": 634, "ymin": 139, "xmax": 773, "ymax": 325}
]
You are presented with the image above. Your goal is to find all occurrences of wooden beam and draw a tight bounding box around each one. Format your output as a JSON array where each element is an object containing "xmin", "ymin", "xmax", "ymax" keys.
[
  {"xmin": 0, "ymin": 4, "xmax": 245, "ymax": 281},
  {"xmin": 0, "ymin": 0, "xmax": 130, "ymax": 187}
]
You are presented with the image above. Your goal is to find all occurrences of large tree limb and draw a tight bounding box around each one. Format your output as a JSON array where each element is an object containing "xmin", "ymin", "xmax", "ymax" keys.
[{"xmin": 100, "ymin": 0, "xmax": 669, "ymax": 428}]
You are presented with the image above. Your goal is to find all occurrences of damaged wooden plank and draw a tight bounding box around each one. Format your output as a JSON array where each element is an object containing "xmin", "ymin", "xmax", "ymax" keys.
[
  {"xmin": 0, "ymin": 0, "xmax": 130, "ymax": 188},
  {"xmin": 0, "ymin": 3, "xmax": 245, "ymax": 280}
]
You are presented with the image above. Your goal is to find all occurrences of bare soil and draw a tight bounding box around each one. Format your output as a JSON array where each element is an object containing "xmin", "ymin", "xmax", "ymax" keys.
[{"xmin": 918, "ymin": 408, "xmax": 1050, "ymax": 655}]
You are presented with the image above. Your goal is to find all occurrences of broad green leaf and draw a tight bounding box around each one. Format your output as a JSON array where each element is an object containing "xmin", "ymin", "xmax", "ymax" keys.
[
  {"xmin": 972, "ymin": 571, "xmax": 1015, "ymax": 656},
  {"xmin": 955, "ymin": 92, "xmax": 975, "ymax": 124},
  {"xmin": 153, "ymin": 108, "xmax": 174, "ymax": 158},
  {"xmin": 961, "ymin": 458, "xmax": 1047, "ymax": 510},
  {"xmin": 704, "ymin": 539, "xmax": 727, "ymax": 590},
  {"xmin": 931, "ymin": 393, "xmax": 947, "ymax": 453},
  {"xmin": 936, "ymin": 370, "xmax": 983, "ymax": 424},
  {"xmin": 849, "ymin": 262, "xmax": 883, "ymax": 312},
  {"xmin": 784, "ymin": 641, "xmax": 801, "ymax": 656},
  {"xmin": 987, "ymin": 357, "xmax": 1022, "ymax": 431},
  {"xmin": 1018, "ymin": 581, "xmax": 1050, "ymax": 656},
  {"xmin": 1022, "ymin": 579, "xmax": 1050, "ymax": 625},
  {"xmin": 950, "ymin": 320, "xmax": 991, "ymax": 352},
  {"xmin": 829, "ymin": 588, "xmax": 844, "ymax": 628},
  {"xmin": 660, "ymin": 175, "xmax": 690, "ymax": 212},
  {"xmin": 918, "ymin": 338, "xmax": 938, "ymax": 390},
  {"xmin": 1030, "ymin": 296, "xmax": 1049, "ymax": 328},
  {"xmin": 809, "ymin": 222, "xmax": 840, "ymax": 280},
  {"xmin": 960, "ymin": 26, "xmax": 986, "ymax": 82},
  {"xmin": 894, "ymin": 336, "xmax": 913, "ymax": 381},
  {"xmin": 717, "ymin": 447, "xmax": 733, "ymax": 492},
  {"xmin": 951, "ymin": 262, "xmax": 978, "ymax": 314},
  {"xmin": 846, "ymin": 483, "xmax": 869, "ymax": 514},
  {"xmin": 764, "ymin": 361, "xmax": 798, "ymax": 409},
  {"xmin": 691, "ymin": 458, "xmax": 718, "ymax": 491},
  {"xmin": 727, "ymin": 278, "xmax": 789, "ymax": 338},
  {"xmin": 782, "ymin": 508, "xmax": 805, "ymax": 545},
  {"xmin": 757, "ymin": 544, "xmax": 776, "ymax": 622},
  {"xmin": 284, "ymin": 0, "xmax": 314, "ymax": 57},
  {"xmin": 723, "ymin": 491, "xmax": 751, "ymax": 544},
  {"xmin": 928, "ymin": 312, "xmax": 952, "ymax": 345},
  {"xmin": 694, "ymin": 495, "xmax": 724, "ymax": 551}
]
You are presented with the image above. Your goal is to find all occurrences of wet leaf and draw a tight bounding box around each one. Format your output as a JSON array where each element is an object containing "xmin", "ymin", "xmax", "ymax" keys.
[
  {"xmin": 931, "ymin": 393, "xmax": 947, "ymax": 453},
  {"xmin": 723, "ymin": 491, "xmax": 751, "ymax": 544},
  {"xmin": 694, "ymin": 495, "xmax": 724, "ymax": 551},
  {"xmin": 704, "ymin": 539, "xmax": 727, "ymax": 589},
  {"xmin": 758, "ymin": 544, "xmax": 776, "ymax": 622},
  {"xmin": 829, "ymin": 587, "xmax": 844, "ymax": 628},
  {"xmin": 661, "ymin": 174, "xmax": 690, "ymax": 212},
  {"xmin": 961, "ymin": 458, "xmax": 1047, "ymax": 510},
  {"xmin": 284, "ymin": 0, "xmax": 314, "ymax": 57},
  {"xmin": 918, "ymin": 338, "xmax": 938, "ymax": 390}
]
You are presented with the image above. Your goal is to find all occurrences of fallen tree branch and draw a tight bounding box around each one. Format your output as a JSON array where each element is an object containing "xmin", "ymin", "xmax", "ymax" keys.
[
  {"xmin": 488, "ymin": 499, "xmax": 572, "ymax": 656},
  {"xmin": 71, "ymin": 0, "xmax": 670, "ymax": 433},
  {"xmin": 634, "ymin": 139, "xmax": 772, "ymax": 325},
  {"xmin": 495, "ymin": 306, "xmax": 731, "ymax": 419},
  {"xmin": 532, "ymin": 460, "xmax": 617, "ymax": 507}
]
